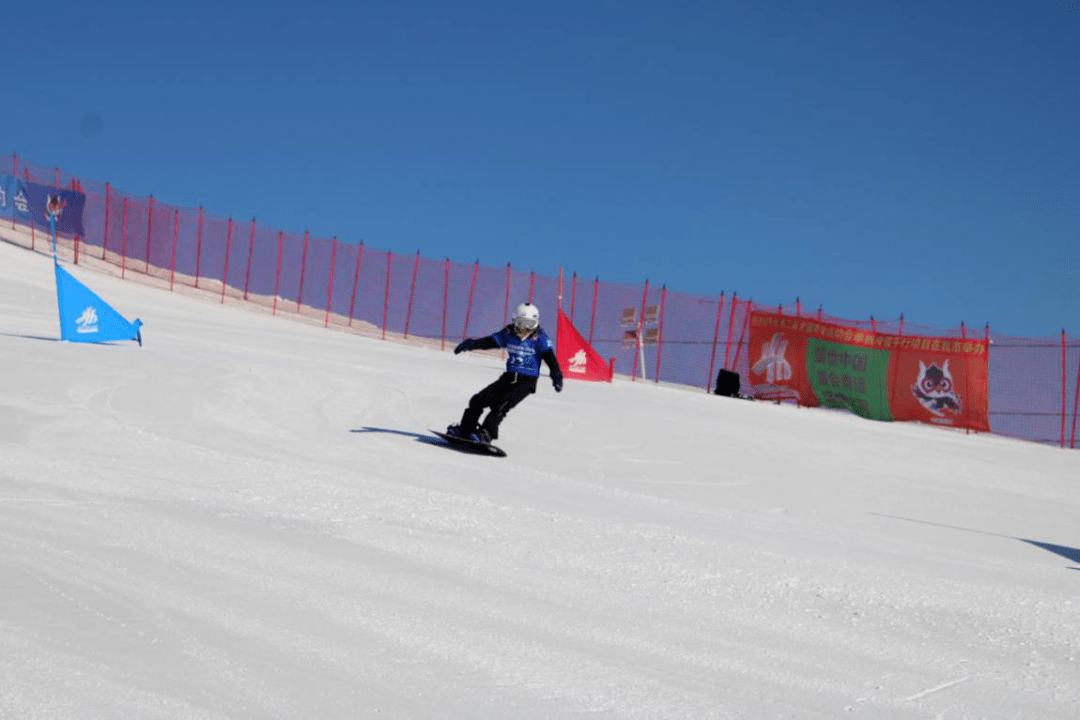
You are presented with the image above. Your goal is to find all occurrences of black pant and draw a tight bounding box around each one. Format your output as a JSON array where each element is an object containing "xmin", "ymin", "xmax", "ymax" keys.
[{"xmin": 459, "ymin": 372, "xmax": 538, "ymax": 439}]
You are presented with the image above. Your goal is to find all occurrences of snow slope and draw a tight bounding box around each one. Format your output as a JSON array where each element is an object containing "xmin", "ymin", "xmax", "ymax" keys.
[{"xmin": 1, "ymin": 239, "xmax": 1077, "ymax": 720}]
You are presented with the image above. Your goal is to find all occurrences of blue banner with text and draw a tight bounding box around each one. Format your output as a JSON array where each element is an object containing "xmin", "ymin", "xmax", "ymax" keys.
[{"xmin": 0, "ymin": 173, "xmax": 85, "ymax": 235}]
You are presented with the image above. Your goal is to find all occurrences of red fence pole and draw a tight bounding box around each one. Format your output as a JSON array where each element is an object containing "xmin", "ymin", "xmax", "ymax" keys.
[
  {"xmin": 528, "ymin": 270, "xmax": 535, "ymax": 303},
  {"xmin": 504, "ymin": 263, "xmax": 511, "ymax": 324},
  {"xmin": 296, "ymin": 230, "xmax": 309, "ymax": 313},
  {"xmin": 654, "ymin": 285, "xmax": 666, "ymax": 383},
  {"xmin": 348, "ymin": 241, "xmax": 363, "ymax": 327},
  {"xmin": 723, "ymin": 292, "xmax": 739, "ymax": 369},
  {"xmin": 589, "ymin": 277, "xmax": 598, "ymax": 346},
  {"xmin": 503, "ymin": 263, "xmax": 511, "ymax": 361},
  {"xmin": 145, "ymin": 195, "xmax": 154, "ymax": 273},
  {"xmin": 170, "ymin": 209, "xmax": 179, "ymax": 291},
  {"xmin": 243, "ymin": 219, "xmax": 255, "ymax": 301},
  {"xmin": 463, "ymin": 259, "xmax": 479, "ymax": 340},
  {"xmin": 732, "ymin": 304, "xmax": 752, "ymax": 369},
  {"xmin": 706, "ymin": 291, "xmax": 726, "ymax": 392},
  {"xmin": 221, "ymin": 218, "xmax": 233, "ymax": 304},
  {"xmin": 404, "ymin": 251, "xmax": 419, "ymax": 339},
  {"xmin": 121, "ymin": 197, "xmax": 129, "ymax": 279},
  {"xmin": 102, "ymin": 182, "xmax": 111, "ymax": 258},
  {"xmin": 570, "ymin": 272, "xmax": 577, "ymax": 323},
  {"xmin": 961, "ymin": 322, "xmax": 971, "ymax": 434},
  {"xmin": 72, "ymin": 177, "xmax": 80, "ymax": 263},
  {"xmin": 984, "ymin": 322, "xmax": 991, "ymax": 434},
  {"xmin": 382, "ymin": 251, "xmax": 391, "ymax": 340},
  {"xmin": 325, "ymin": 236, "xmax": 337, "ymax": 327},
  {"xmin": 441, "ymin": 258, "xmax": 449, "ymax": 350},
  {"xmin": 195, "ymin": 206, "xmax": 204, "ymax": 288},
  {"xmin": 1071, "ymin": 337, "xmax": 1080, "ymax": 449},
  {"xmin": 1063, "ymin": 329, "xmax": 1068, "ymax": 449},
  {"xmin": 888, "ymin": 313, "xmax": 906, "ymax": 407},
  {"xmin": 632, "ymin": 280, "xmax": 649, "ymax": 381},
  {"xmin": 272, "ymin": 231, "xmax": 283, "ymax": 316}
]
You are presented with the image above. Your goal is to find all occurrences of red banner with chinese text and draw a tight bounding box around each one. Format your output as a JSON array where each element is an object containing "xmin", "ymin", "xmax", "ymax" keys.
[{"xmin": 748, "ymin": 312, "xmax": 990, "ymax": 432}]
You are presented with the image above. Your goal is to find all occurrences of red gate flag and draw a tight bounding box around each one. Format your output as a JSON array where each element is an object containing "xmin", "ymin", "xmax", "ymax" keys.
[
  {"xmin": 747, "ymin": 311, "xmax": 990, "ymax": 432},
  {"xmin": 557, "ymin": 309, "xmax": 612, "ymax": 382}
]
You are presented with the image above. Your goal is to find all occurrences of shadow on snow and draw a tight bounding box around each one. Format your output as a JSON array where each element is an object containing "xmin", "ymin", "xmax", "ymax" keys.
[
  {"xmin": 871, "ymin": 513, "xmax": 1080, "ymax": 572},
  {"xmin": 0, "ymin": 331, "xmax": 60, "ymax": 343},
  {"xmin": 350, "ymin": 426, "xmax": 446, "ymax": 448}
]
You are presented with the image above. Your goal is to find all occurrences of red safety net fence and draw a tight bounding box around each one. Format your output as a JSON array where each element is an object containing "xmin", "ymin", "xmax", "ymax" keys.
[{"xmin": 7, "ymin": 153, "xmax": 1079, "ymax": 449}]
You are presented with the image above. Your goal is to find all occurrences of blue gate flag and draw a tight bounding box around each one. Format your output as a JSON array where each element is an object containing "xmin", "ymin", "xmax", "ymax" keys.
[{"xmin": 55, "ymin": 264, "xmax": 143, "ymax": 345}]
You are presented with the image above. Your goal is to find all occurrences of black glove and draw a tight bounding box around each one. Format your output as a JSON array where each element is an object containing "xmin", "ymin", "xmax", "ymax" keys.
[
  {"xmin": 552, "ymin": 374, "xmax": 563, "ymax": 393},
  {"xmin": 454, "ymin": 339, "xmax": 474, "ymax": 355}
]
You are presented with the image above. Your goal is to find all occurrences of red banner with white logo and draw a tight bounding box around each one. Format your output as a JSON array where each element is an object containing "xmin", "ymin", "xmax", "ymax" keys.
[
  {"xmin": 557, "ymin": 309, "xmax": 613, "ymax": 383},
  {"xmin": 747, "ymin": 311, "xmax": 990, "ymax": 432}
]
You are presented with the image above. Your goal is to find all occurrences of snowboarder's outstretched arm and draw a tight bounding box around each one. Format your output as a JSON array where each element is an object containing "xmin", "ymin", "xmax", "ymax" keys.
[{"xmin": 454, "ymin": 336, "xmax": 499, "ymax": 354}]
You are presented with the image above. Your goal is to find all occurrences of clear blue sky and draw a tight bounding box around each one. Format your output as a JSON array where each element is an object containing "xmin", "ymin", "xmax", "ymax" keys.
[{"xmin": 4, "ymin": 0, "xmax": 1077, "ymax": 336}]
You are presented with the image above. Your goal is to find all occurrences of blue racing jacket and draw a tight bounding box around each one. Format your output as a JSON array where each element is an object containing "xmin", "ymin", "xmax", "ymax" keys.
[{"xmin": 459, "ymin": 325, "xmax": 562, "ymax": 380}]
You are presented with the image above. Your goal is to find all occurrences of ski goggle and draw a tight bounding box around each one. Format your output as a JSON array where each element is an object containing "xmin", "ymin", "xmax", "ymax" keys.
[{"xmin": 514, "ymin": 317, "xmax": 538, "ymax": 332}]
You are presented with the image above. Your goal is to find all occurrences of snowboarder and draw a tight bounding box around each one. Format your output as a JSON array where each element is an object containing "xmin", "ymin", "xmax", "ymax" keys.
[{"xmin": 447, "ymin": 302, "xmax": 563, "ymax": 444}]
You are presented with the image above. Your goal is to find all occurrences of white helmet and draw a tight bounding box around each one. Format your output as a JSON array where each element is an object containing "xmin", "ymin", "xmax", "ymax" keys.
[{"xmin": 511, "ymin": 302, "xmax": 540, "ymax": 334}]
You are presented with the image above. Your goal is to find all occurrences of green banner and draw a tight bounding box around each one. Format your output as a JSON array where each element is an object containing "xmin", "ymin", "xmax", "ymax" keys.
[{"xmin": 806, "ymin": 338, "xmax": 893, "ymax": 421}]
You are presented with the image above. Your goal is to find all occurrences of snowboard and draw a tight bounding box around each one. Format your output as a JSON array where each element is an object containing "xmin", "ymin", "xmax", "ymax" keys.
[{"xmin": 429, "ymin": 430, "xmax": 507, "ymax": 457}]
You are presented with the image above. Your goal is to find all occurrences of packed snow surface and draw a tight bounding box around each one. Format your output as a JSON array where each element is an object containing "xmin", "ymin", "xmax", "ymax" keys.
[{"xmin": 1, "ymin": 239, "xmax": 1077, "ymax": 719}]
